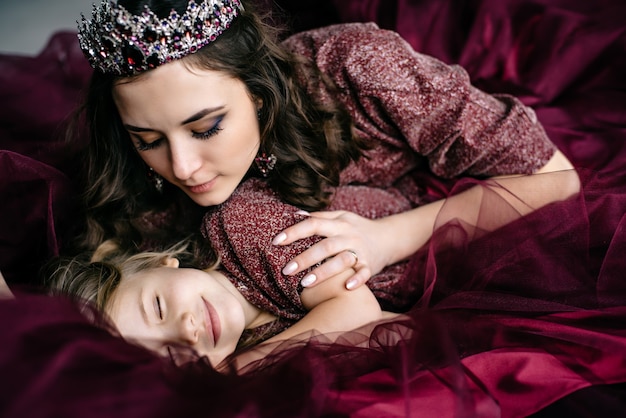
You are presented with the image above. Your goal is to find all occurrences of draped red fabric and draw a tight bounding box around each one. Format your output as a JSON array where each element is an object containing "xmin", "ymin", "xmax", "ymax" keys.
[
  {"xmin": 2, "ymin": 0, "xmax": 626, "ymax": 416},
  {"xmin": 0, "ymin": 31, "xmax": 90, "ymax": 286}
]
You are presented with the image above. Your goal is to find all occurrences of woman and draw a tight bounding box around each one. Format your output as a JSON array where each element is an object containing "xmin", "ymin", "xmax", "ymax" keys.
[
  {"xmin": 73, "ymin": 0, "xmax": 579, "ymax": 296},
  {"xmin": 47, "ymin": 239, "xmax": 398, "ymax": 369}
]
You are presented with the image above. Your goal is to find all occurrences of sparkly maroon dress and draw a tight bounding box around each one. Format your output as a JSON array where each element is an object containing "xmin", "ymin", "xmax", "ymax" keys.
[
  {"xmin": 203, "ymin": 22, "xmax": 556, "ymax": 334},
  {"xmin": 2, "ymin": 1, "xmax": 626, "ymax": 417}
]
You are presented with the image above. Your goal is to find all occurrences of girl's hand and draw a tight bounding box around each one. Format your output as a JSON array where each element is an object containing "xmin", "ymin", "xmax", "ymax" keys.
[{"xmin": 272, "ymin": 210, "xmax": 393, "ymax": 290}]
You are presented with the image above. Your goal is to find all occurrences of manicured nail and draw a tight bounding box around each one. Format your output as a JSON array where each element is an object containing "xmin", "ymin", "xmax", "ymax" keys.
[
  {"xmin": 346, "ymin": 279, "xmax": 358, "ymax": 290},
  {"xmin": 282, "ymin": 261, "xmax": 298, "ymax": 275},
  {"xmin": 301, "ymin": 274, "xmax": 316, "ymax": 287},
  {"xmin": 272, "ymin": 232, "xmax": 287, "ymax": 245},
  {"xmin": 295, "ymin": 210, "xmax": 310, "ymax": 216}
]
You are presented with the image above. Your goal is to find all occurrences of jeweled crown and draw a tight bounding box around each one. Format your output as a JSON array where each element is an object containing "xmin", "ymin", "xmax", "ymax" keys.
[{"xmin": 78, "ymin": 0, "xmax": 243, "ymax": 76}]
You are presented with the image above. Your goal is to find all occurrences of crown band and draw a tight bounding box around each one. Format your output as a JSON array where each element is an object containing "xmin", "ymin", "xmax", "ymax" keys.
[{"xmin": 78, "ymin": 0, "xmax": 243, "ymax": 76}]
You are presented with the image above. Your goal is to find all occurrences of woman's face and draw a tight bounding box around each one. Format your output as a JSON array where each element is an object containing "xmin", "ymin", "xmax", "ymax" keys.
[
  {"xmin": 105, "ymin": 260, "xmax": 248, "ymax": 366},
  {"xmin": 113, "ymin": 60, "xmax": 261, "ymax": 207}
]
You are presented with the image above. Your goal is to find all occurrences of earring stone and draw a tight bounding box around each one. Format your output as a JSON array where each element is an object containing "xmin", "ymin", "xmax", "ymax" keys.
[
  {"xmin": 254, "ymin": 152, "xmax": 277, "ymax": 177},
  {"xmin": 148, "ymin": 168, "xmax": 164, "ymax": 193}
]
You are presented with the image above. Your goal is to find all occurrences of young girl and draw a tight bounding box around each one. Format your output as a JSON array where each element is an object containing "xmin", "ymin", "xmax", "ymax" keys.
[
  {"xmin": 73, "ymin": 0, "xmax": 579, "ymax": 296},
  {"xmin": 47, "ymin": 239, "xmax": 397, "ymax": 369}
]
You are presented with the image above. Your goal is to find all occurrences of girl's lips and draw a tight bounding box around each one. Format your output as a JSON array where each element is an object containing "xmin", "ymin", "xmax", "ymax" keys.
[
  {"xmin": 188, "ymin": 177, "xmax": 217, "ymax": 194},
  {"xmin": 202, "ymin": 298, "xmax": 221, "ymax": 346}
]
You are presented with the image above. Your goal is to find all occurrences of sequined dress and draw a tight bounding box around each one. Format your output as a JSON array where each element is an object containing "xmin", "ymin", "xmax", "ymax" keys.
[{"xmin": 202, "ymin": 23, "xmax": 556, "ymax": 336}]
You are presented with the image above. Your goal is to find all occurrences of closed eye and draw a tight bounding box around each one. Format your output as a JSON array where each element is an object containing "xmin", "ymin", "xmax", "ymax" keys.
[
  {"xmin": 135, "ymin": 137, "xmax": 164, "ymax": 151},
  {"xmin": 191, "ymin": 116, "xmax": 223, "ymax": 140},
  {"xmin": 133, "ymin": 116, "xmax": 222, "ymax": 150},
  {"xmin": 155, "ymin": 296, "xmax": 163, "ymax": 320}
]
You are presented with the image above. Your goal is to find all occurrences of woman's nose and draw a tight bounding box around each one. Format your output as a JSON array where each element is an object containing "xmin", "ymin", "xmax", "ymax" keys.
[
  {"xmin": 170, "ymin": 139, "xmax": 202, "ymax": 181},
  {"xmin": 178, "ymin": 312, "xmax": 199, "ymax": 345}
]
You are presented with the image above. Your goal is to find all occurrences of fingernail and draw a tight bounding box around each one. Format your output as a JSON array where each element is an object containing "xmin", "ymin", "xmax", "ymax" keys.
[
  {"xmin": 295, "ymin": 210, "xmax": 310, "ymax": 216},
  {"xmin": 301, "ymin": 274, "xmax": 316, "ymax": 287},
  {"xmin": 272, "ymin": 232, "xmax": 287, "ymax": 245},
  {"xmin": 282, "ymin": 261, "xmax": 298, "ymax": 275},
  {"xmin": 346, "ymin": 279, "xmax": 358, "ymax": 290}
]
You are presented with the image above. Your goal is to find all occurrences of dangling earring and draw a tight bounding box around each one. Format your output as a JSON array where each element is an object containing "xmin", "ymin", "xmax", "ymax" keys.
[
  {"xmin": 255, "ymin": 152, "xmax": 277, "ymax": 177},
  {"xmin": 255, "ymin": 107, "xmax": 276, "ymax": 177},
  {"xmin": 148, "ymin": 167, "xmax": 163, "ymax": 193}
]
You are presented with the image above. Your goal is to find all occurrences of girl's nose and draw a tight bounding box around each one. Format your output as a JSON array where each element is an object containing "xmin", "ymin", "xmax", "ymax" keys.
[{"xmin": 178, "ymin": 311, "xmax": 199, "ymax": 345}]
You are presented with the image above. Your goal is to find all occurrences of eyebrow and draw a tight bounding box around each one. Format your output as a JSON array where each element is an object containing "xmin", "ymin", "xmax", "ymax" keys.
[{"xmin": 124, "ymin": 106, "xmax": 225, "ymax": 133}]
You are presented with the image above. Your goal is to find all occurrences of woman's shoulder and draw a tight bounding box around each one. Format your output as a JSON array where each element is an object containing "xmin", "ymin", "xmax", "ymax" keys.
[
  {"xmin": 283, "ymin": 22, "xmax": 381, "ymax": 44},
  {"xmin": 281, "ymin": 22, "xmax": 454, "ymax": 92},
  {"xmin": 281, "ymin": 22, "xmax": 404, "ymax": 58}
]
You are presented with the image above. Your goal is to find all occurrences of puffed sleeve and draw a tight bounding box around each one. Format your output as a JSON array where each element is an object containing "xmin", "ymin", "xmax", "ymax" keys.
[
  {"xmin": 201, "ymin": 179, "xmax": 320, "ymax": 321},
  {"xmin": 284, "ymin": 23, "xmax": 556, "ymax": 178},
  {"xmin": 202, "ymin": 177, "xmax": 421, "ymax": 319}
]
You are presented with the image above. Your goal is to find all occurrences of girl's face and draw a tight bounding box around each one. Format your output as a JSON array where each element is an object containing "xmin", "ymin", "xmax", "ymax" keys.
[
  {"xmin": 113, "ymin": 60, "xmax": 261, "ymax": 207},
  {"xmin": 105, "ymin": 260, "xmax": 248, "ymax": 366}
]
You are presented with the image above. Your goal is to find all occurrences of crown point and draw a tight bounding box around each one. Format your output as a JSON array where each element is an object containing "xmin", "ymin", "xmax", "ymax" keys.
[{"xmin": 77, "ymin": 0, "xmax": 243, "ymax": 75}]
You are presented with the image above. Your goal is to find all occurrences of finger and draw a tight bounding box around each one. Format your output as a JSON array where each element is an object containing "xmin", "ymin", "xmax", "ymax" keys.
[
  {"xmin": 273, "ymin": 216, "xmax": 348, "ymax": 246},
  {"xmin": 283, "ymin": 237, "xmax": 350, "ymax": 276},
  {"xmin": 299, "ymin": 250, "xmax": 361, "ymax": 288},
  {"xmin": 272, "ymin": 218, "xmax": 317, "ymax": 246},
  {"xmin": 345, "ymin": 267, "xmax": 372, "ymax": 290}
]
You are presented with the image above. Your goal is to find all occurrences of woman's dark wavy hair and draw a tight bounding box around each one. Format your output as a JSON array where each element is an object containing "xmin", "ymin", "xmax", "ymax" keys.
[{"xmin": 73, "ymin": 0, "xmax": 367, "ymax": 254}]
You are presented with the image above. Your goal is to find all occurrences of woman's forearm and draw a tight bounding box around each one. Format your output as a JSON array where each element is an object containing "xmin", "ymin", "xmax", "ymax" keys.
[
  {"xmin": 381, "ymin": 150, "xmax": 581, "ymax": 265},
  {"xmin": 271, "ymin": 151, "xmax": 579, "ymax": 290}
]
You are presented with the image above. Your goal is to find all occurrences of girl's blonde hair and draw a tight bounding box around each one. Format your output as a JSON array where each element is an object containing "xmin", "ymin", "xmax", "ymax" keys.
[
  {"xmin": 46, "ymin": 239, "xmax": 279, "ymax": 353},
  {"xmin": 46, "ymin": 239, "xmax": 208, "ymax": 312}
]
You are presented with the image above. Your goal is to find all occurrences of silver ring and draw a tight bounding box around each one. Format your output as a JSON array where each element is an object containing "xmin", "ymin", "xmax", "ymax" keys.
[{"xmin": 346, "ymin": 249, "xmax": 358, "ymax": 267}]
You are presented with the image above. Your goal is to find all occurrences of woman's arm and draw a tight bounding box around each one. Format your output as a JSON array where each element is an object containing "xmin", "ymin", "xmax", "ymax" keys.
[
  {"xmin": 366, "ymin": 150, "xmax": 579, "ymax": 267},
  {"xmin": 275, "ymin": 25, "xmax": 580, "ymax": 289},
  {"xmin": 275, "ymin": 150, "xmax": 580, "ymax": 289}
]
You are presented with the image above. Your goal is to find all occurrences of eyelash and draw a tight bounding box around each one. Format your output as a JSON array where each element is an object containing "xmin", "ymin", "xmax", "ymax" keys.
[
  {"xmin": 135, "ymin": 117, "xmax": 224, "ymax": 151},
  {"xmin": 136, "ymin": 138, "xmax": 163, "ymax": 152},
  {"xmin": 191, "ymin": 123, "xmax": 223, "ymax": 140},
  {"xmin": 156, "ymin": 296, "xmax": 163, "ymax": 320}
]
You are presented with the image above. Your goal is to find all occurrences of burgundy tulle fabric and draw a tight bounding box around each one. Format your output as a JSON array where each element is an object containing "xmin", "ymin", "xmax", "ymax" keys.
[{"xmin": 2, "ymin": 0, "xmax": 626, "ymax": 416}]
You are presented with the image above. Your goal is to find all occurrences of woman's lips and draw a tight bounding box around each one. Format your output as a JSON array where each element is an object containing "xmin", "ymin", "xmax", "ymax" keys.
[
  {"xmin": 202, "ymin": 298, "xmax": 221, "ymax": 346},
  {"xmin": 188, "ymin": 177, "xmax": 217, "ymax": 194}
]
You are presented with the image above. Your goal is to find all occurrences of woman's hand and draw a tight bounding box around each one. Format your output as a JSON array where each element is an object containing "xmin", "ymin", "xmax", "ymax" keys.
[{"xmin": 272, "ymin": 210, "xmax": 394, "ymax": 290}]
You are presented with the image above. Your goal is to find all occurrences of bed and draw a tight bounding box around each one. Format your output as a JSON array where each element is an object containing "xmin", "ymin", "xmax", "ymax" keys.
[{"xmin": 1, "ymin": 0, "xmax": 626, "ymax": 416}]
